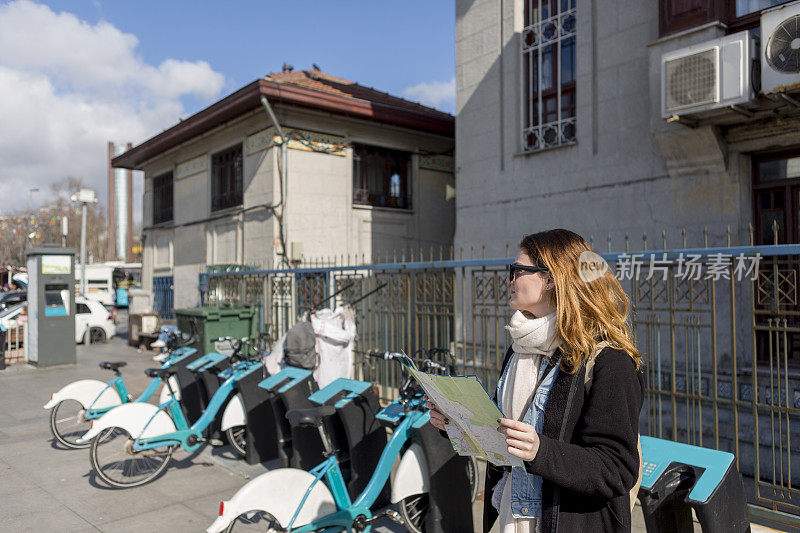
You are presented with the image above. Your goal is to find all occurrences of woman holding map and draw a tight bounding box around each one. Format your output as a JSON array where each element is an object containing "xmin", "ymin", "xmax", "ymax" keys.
[{"xmin": 427, "ymin": 229, "xmax": 644, "ymax": 533}]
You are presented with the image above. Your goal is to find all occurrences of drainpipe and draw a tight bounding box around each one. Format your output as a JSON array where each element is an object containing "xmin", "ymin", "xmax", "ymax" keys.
[{"xmin": 260, "ymin": 95, "xmax": 290, "ymax": 266}]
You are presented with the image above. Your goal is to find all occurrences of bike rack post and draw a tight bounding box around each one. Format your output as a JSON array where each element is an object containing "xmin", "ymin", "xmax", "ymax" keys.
[
  {"xmin": 235, "ymin": 365, "xmax": 273, "ymax": 465},
  {"xmin": 185, "ymin": 351, "xmax": 230, "ymax": 439},
  {"xmin": 412, "ymin": 422, "xmax": 474, "ymax": 533},
  {"xmin": 258, "ymin": 367, "xmax": 319, "ymax": 468},
  {"xmin": 308, "ymin": 378, "xmax": 390, "ymax": 506}
]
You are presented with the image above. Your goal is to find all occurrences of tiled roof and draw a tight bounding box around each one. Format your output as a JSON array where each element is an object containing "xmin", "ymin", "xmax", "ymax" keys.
[
  {"xmin": 112, "ymin": 70, "xmax": 454, "ymax": 170},
  {"xmin": 265, "ymin": 70, "xmax": 453, "ymax": 120}
]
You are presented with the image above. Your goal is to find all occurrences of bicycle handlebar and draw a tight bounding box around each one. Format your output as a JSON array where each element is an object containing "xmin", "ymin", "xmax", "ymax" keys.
[
  {"xmin": 424, "ymin": 360, "xmax": 448, "ymax": 372},
  {"xmin": 211, "ymin": 336, "xmax": 258, "ymax": 362},
  {"xmin": 365, "ymin": 350, "xmax": 450, "ymax": 372},
  {"xmin": 366, "ymin": 350, "xmax": 404, "ymax": 361}
]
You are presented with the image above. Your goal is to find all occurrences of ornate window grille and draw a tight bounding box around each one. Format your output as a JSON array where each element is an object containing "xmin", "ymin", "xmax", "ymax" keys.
[{"xmin": 522, "ymin": 0, "xmax": 576, "ymax": 152}]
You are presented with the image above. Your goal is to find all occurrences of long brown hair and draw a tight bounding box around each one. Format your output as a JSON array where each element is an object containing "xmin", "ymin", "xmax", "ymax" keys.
[{"xmin": 519, "ymin": 229, "xmax": 641, "ymax": 373}]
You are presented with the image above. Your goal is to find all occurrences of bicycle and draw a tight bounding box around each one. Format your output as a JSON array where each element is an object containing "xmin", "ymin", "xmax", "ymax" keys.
[
  {"xmin": 80, "ymin": 336, "xmax": 263, "ymax": 488},
  {"xmin": 208, "ymin": 349, "xmax": 473, "ymax": 533},
  {"xmin": 44, "ymin": 326, "xmax": 197, "ymax": 449}
]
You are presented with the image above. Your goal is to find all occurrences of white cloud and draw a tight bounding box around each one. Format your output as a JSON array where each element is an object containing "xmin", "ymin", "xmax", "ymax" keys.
[
  {"xmin": 401, "ymin": 77, "xmax": 455, "ymax": 113},
  {"xmin": 0, "ymin": 0, "xmax": 227, "ymax": 222}
]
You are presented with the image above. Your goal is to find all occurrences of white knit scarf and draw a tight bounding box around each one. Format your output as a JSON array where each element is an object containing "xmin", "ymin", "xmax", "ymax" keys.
[
  {"xmin": 496, "ymin": 310, "xmax": 558, "ymax": 533},
  {"xmin": 505, "ymin": 310, "xmax": 559, "ymax": 356}
]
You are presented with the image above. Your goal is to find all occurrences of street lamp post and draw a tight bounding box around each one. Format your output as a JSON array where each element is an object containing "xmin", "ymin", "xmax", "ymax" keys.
[
  {"xmin": 70, "ymin": 189, "xmax": 97, "ymax": 297},
  {"xmin": 28, "ymin": 187, "xmax": 39, "ymax": 214}
]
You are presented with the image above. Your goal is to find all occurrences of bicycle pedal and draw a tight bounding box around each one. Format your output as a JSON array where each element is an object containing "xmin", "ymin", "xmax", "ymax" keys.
[
  {"xmin": 207, "ymin": 438, "xmax": 224, "ymax": 446},
  {"xmin": 353, "ymin": 510, "xmax": 404, "ymax": 530}
]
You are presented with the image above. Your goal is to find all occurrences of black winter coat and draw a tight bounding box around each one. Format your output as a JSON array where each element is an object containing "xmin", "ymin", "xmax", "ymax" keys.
[{"xmin": 483, "ymin": 346, "xmax": 644, "ymax": 533}]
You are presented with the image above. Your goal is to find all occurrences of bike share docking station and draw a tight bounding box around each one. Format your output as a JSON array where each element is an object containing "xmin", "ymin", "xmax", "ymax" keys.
[
  {"xmin": 219, "ymin": 358, "xmax": 271, "ymax": 465},
  {"xmin": 26, "ymin": 246, "xmax": 77, "ymax": 367},
  {"xmin": 638, "ymin": 436, "xmax": 750, "ymax": 533},
  {"xmin": 185, "ymin": 351, "xmax": 231, "ymax": 441},
  {"xmin": 257, "ymin": 367, "xmax": 320, "ymax": 467},
  {"xmin": 304, "ymin": 379, "xmax": 389, "ymax": 505}
]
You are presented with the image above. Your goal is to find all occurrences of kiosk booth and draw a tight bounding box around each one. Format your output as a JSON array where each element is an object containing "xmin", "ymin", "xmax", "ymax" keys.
[{"xmin": 26, "ymin": 246, "xmax": 77, "ymax": 367}]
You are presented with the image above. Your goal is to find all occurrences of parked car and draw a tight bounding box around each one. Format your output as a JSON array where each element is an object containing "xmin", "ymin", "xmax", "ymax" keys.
[
  {"xmin": 0, "ymin": 291, "xmax": 26, "ymax": 312},
  {"xmin": 0, "ymin": 297, "xmax": 115, "ymax": 345},
  {"xmin": 76, "ymin": 296, "xmax": 116, "ymax": 344},
  {"xmin": 0, "ymin": 301, "xmax": 26, "ymax": 347}
]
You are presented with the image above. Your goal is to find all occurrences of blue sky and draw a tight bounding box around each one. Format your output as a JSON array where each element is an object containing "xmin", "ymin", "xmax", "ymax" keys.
[
  {"xmin": 0, "ymin": 0, "xmax": 455, "ymax": 219},
  {"xmin": 38, "ymin": 0, "xmax": 456, "ymax": 116}
]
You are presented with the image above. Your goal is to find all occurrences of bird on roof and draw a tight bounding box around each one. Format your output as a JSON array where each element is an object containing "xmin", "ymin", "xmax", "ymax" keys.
[{"xmin": 312, "ymin": 63, "xmax": 321, "ymax": 71}]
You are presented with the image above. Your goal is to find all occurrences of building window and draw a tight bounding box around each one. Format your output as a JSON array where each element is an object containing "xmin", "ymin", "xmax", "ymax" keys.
[
  {"xmin": 152, "ymin": 171, "xmax": 173, "ymax": 224},
  {"xmin": 522, "ymin": 0, "xmax": 576, "ymax": 152},
  {"xmin": 352, "ymin": 144, "xmax": 411, "ymax": 209},
  {"xmin": 659, "ymin": 1, "xmax": 726, "ymax": 36},
  {"xmin": 211, "ymin": 144, "xmax": 243, "ymax": 211},
  {"xmin": 736, "ymin": 0, "xmax": 791, "ymax": 17},
  {"xmin": 752, "ymin": 152, "xmax": 800, "ymax": 245},
  {"xmin": 751, "ymin": 150, "xmax": 800, "ymax": 366},
  {"xmin": 728, "ymin": 0, "xmax": 794, "ymax": 33},
  {"xmin": 658, "ymin": 0, "xmax": 792, "ymax": 35}
]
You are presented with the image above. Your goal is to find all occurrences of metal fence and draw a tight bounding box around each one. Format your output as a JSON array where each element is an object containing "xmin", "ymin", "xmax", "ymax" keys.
[
  {"xmin": 2, "ymin": 322, "xmax": 26, "ymax": 365},
  {"xmin": 200, "ymin": 237, "xmax": 800, "ymax": 527}
]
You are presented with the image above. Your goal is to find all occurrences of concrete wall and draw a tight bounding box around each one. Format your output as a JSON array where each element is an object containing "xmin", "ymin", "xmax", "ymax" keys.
[
  {"xmin": 138, "ymin": 105, "xmax": 454, "ymax": 309},
  {"xmin": 453, "ymin": 0, "xmax": 775, "ymax": 255}
]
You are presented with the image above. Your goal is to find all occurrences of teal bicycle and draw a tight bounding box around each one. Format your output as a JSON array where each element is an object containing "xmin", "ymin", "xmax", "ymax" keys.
[
  {"xmin": 80, "ymin": 337, "xmax": 262, "ymax": 488},
  {"xmin": 44, "ymin": 327, "xmax": 197, "ymax": 449},
  {"xmin": 208, "ymin": 350, "xmax": 471, "ymax": 533}
]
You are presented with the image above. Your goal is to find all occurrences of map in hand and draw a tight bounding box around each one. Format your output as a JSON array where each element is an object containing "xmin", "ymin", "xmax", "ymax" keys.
[{"xmin": 400, "ymin": 356, "xmax": 523, "ymax": 468}]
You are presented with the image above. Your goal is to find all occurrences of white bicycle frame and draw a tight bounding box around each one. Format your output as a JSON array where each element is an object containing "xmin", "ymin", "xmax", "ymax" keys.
[{"xmin": 207, "ymin": 441, "xmax": 429, "ymax": 532}]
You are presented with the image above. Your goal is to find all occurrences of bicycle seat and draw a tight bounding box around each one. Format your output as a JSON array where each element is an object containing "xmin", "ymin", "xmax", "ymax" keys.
[
  {"xmin": 99, "ymin": 361, "xmax": 127, "ymax": 371},
  {"xmin": 286, "ymin": 405, "xmax": 336, "ymax": 427},
  {"xmin": 144, "ymin": 368, "xmax": 176, "ymax": 380}
]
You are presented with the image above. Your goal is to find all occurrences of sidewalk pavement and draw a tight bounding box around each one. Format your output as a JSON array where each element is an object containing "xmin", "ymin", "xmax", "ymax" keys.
[{"xmin": 0, "ymin": 336, "xmax": 779, "ymax": 532}]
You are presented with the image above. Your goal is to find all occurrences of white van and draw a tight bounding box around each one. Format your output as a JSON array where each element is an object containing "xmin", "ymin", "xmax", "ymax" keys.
[{"xmin": 74, "ymin": 262, "xmax": 141, "ymax": 307}]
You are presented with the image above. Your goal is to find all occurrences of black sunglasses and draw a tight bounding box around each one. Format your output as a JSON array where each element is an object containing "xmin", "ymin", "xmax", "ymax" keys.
[{"xmin": 508, "ymin": 263, "xmax": 549, "ymax": 282}]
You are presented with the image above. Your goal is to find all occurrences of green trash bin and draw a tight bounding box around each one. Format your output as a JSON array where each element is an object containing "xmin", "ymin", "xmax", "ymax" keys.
[{"xmin": 174, "ymin": 306, "xmax": 259, "ymax": 356}]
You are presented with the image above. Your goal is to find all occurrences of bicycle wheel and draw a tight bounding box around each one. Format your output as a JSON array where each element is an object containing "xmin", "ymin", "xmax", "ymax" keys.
[
  {"xmin": 398, "ymin": 493, "xmax": 428, "ymax": 533},
  {"xmin": 49, "ymin": 399, "xmax": 92, "ymax": 449},
  {"xmin": 90, "ymin": 427, "xmax": 173, "ymax": 488},
  {"xmin": 226, "ymin": 426, "xmax": 247, "ymax": 458},
  {"xmin": 224, "ymin": 510, "xmax": 282, "ymax": 532}
]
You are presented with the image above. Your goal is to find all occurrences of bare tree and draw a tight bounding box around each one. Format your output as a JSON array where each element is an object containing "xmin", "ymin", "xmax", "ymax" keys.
[{"xmin": 0, "ymin": 177, "xmax": 108, "ymax": 267}]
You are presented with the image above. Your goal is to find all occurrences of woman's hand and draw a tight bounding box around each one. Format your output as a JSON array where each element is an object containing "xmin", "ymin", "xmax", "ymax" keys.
[
  {"xmin": 425, "ymin": 396, "xmax": 449, "ymax": 432},
  {"xmin": 498, "ymin": 418, "xmax": 541, "ymax": 462}
]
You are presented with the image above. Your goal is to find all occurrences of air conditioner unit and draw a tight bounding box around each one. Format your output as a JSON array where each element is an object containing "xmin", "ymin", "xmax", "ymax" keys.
[
  {"xmin": 661, "ymin": 31, "xmax": 755, "ymax": 118},
  {"xmin": 761, "ymin": 0, "xmax": 800, "ymax": 94}
]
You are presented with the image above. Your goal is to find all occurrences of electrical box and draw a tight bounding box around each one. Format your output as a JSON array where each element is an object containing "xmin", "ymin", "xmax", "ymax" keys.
[{"xmin": 26, "ymin": 246, "xmax": 77, "ymax": 367}]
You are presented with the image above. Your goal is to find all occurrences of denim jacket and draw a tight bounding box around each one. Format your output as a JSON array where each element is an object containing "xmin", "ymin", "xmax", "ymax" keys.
[{"xmin": 491, "ymin": 354, "xmax": 560, "ymax": 519}]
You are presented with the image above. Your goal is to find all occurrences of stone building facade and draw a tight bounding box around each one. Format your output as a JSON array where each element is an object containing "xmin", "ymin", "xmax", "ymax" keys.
[
  {"xmin": 456, "ymin": 0, "xmax": 800, "ymax": 502},
  {"xmin": 455, "ymin": 0, "xmax": 800, "ymax": 254},
  {"xmin": 113, "ymin": 70, "xmax": 455, "ymax": 310}
]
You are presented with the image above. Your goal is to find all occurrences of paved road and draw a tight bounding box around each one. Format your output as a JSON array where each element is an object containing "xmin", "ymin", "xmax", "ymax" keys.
[{"xmin": 0, "ymin": 336, "xmax": 772, "ymax": 532}]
